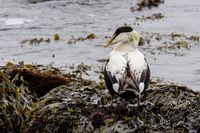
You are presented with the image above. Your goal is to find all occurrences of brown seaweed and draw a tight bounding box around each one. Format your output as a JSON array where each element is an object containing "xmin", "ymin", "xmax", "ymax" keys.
[
  {"xmin": 131, "ymin": 0, "xmax": 165, "ymax": 12},
  {"xmin": 0, "ymin": 64, "xmax": 199, "ymax": 133}
]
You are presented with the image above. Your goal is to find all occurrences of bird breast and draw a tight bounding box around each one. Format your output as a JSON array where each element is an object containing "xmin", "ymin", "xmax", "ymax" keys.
[{"xmin": 107, "ymin": 49, "xmax": 147, "ymax": 78}]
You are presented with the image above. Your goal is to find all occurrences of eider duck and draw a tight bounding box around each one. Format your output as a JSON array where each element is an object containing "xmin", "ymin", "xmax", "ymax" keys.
[{"xmin": 103, "ymin": 26, "xmax": 150, "ymax": 104}]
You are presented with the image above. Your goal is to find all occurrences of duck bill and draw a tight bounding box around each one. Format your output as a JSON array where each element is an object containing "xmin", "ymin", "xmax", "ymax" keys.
[{"xmin": 103, "ymin": 34, "xmax": 116, "ymax": 47}]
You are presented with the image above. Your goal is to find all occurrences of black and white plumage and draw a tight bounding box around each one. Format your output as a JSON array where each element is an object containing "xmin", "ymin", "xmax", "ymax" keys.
[{"xmin": 103, "ymin": 26, "xmax": 150, "ymax": 101}]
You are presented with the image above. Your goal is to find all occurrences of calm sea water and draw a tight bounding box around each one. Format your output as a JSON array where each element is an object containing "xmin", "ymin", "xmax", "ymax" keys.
[{"xmin": 0, "ymin": 0, "xmax": 199, "ymax": 91}]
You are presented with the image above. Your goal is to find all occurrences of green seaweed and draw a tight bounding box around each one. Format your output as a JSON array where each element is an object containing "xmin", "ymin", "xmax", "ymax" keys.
[
  {"xmin": 68, "ymin": 33, "xmax": 97, "ymax": 44},
  {"xmin": 54, "ymin": 34, "xmax": 60, "ymax": 41}
]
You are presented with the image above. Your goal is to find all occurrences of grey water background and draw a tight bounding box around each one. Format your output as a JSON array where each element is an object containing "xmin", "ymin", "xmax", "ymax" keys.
[{"xmin": 0, "ymin": 0, "xmax": 199, "ymax": 91}]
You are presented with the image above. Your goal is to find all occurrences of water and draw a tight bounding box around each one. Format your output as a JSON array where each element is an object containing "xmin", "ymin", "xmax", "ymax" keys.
[{"xmin": 0, "ymin": 0, "xmax": 199, "ymax": 91}]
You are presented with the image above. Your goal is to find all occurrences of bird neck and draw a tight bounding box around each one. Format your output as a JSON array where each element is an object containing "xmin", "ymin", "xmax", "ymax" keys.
[{"xmin": 113, "ymin": 41, "xmax": 138, "ymax": 52}]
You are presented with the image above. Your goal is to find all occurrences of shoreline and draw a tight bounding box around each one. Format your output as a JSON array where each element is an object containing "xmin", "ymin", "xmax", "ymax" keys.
[{"xmin": 0, "ymin": 63, "xmax": 199, "ymax": 132}]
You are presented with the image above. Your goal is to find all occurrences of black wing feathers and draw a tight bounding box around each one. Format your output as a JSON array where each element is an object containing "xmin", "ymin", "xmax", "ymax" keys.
[
  {"xmin": 104, "ymin": 58, "xmax": 150, "ymax": 99},
  {"xmin": 144, "ymin": 63, "xmax": 150, "ymax": 90},
  {"xmin": 143, "ymin": 59, "xmax": 150, "ymax": 90},
  {"xmin": 104, "ymin": 60, "xmax": 117, "ymax": 95}
]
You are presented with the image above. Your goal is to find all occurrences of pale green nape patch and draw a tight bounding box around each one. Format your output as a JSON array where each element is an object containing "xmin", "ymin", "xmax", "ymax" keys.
[
  {"xmin": 113, "ymin": 30, "xmax": 141, "ymax": 52},
  {"xmin": 129, "ymin": 30, "xmax": 140, "ymax": 45}
]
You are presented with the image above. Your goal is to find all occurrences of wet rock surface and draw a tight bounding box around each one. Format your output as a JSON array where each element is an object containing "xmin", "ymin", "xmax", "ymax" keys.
[{"xmin": 0, "ymin": 64, "xmax": 199, "ymax": 132}]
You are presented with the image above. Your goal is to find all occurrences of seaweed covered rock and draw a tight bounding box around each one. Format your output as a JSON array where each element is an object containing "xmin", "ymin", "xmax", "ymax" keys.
[
  {"xmin": 0, "ymin": 73, "xmax": 31, "ymax": 133},
  {"xmin": 25, "ymin": 85, "xmax": 100, "ymax": 133},
  {"xmin": 146, "ymin": 82, "xmax": 200, "ymax": 132},
  {"xmin": 0, "ymin": 64, "xmax": 199, "ymax": 132},
  {"xmin": 2, "ymin": 64, "xmax": 75, "ymax": 98},
  {"xmin": 25, "ymin": 80, "xmax": 200, "ymax": 132}
]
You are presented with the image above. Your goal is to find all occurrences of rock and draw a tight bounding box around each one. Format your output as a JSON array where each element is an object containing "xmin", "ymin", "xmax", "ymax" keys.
[
  {"xmin": 25, "ymin": 85, "xmax": 98, "ymax": 133},
  {"xmin": 25, "ymin": 82, "xmax": 200, "ymax": 132},
  {"xmin": 0, "ymin": 64, "xmax": 199, "ymax": 132},
  {"xmin": 145, "ymin": 83, "xmax": 200, "ymax": 132},
  {"xmin": 6, "ymin": 67, "xmax": 74, "ymax": 97}
]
